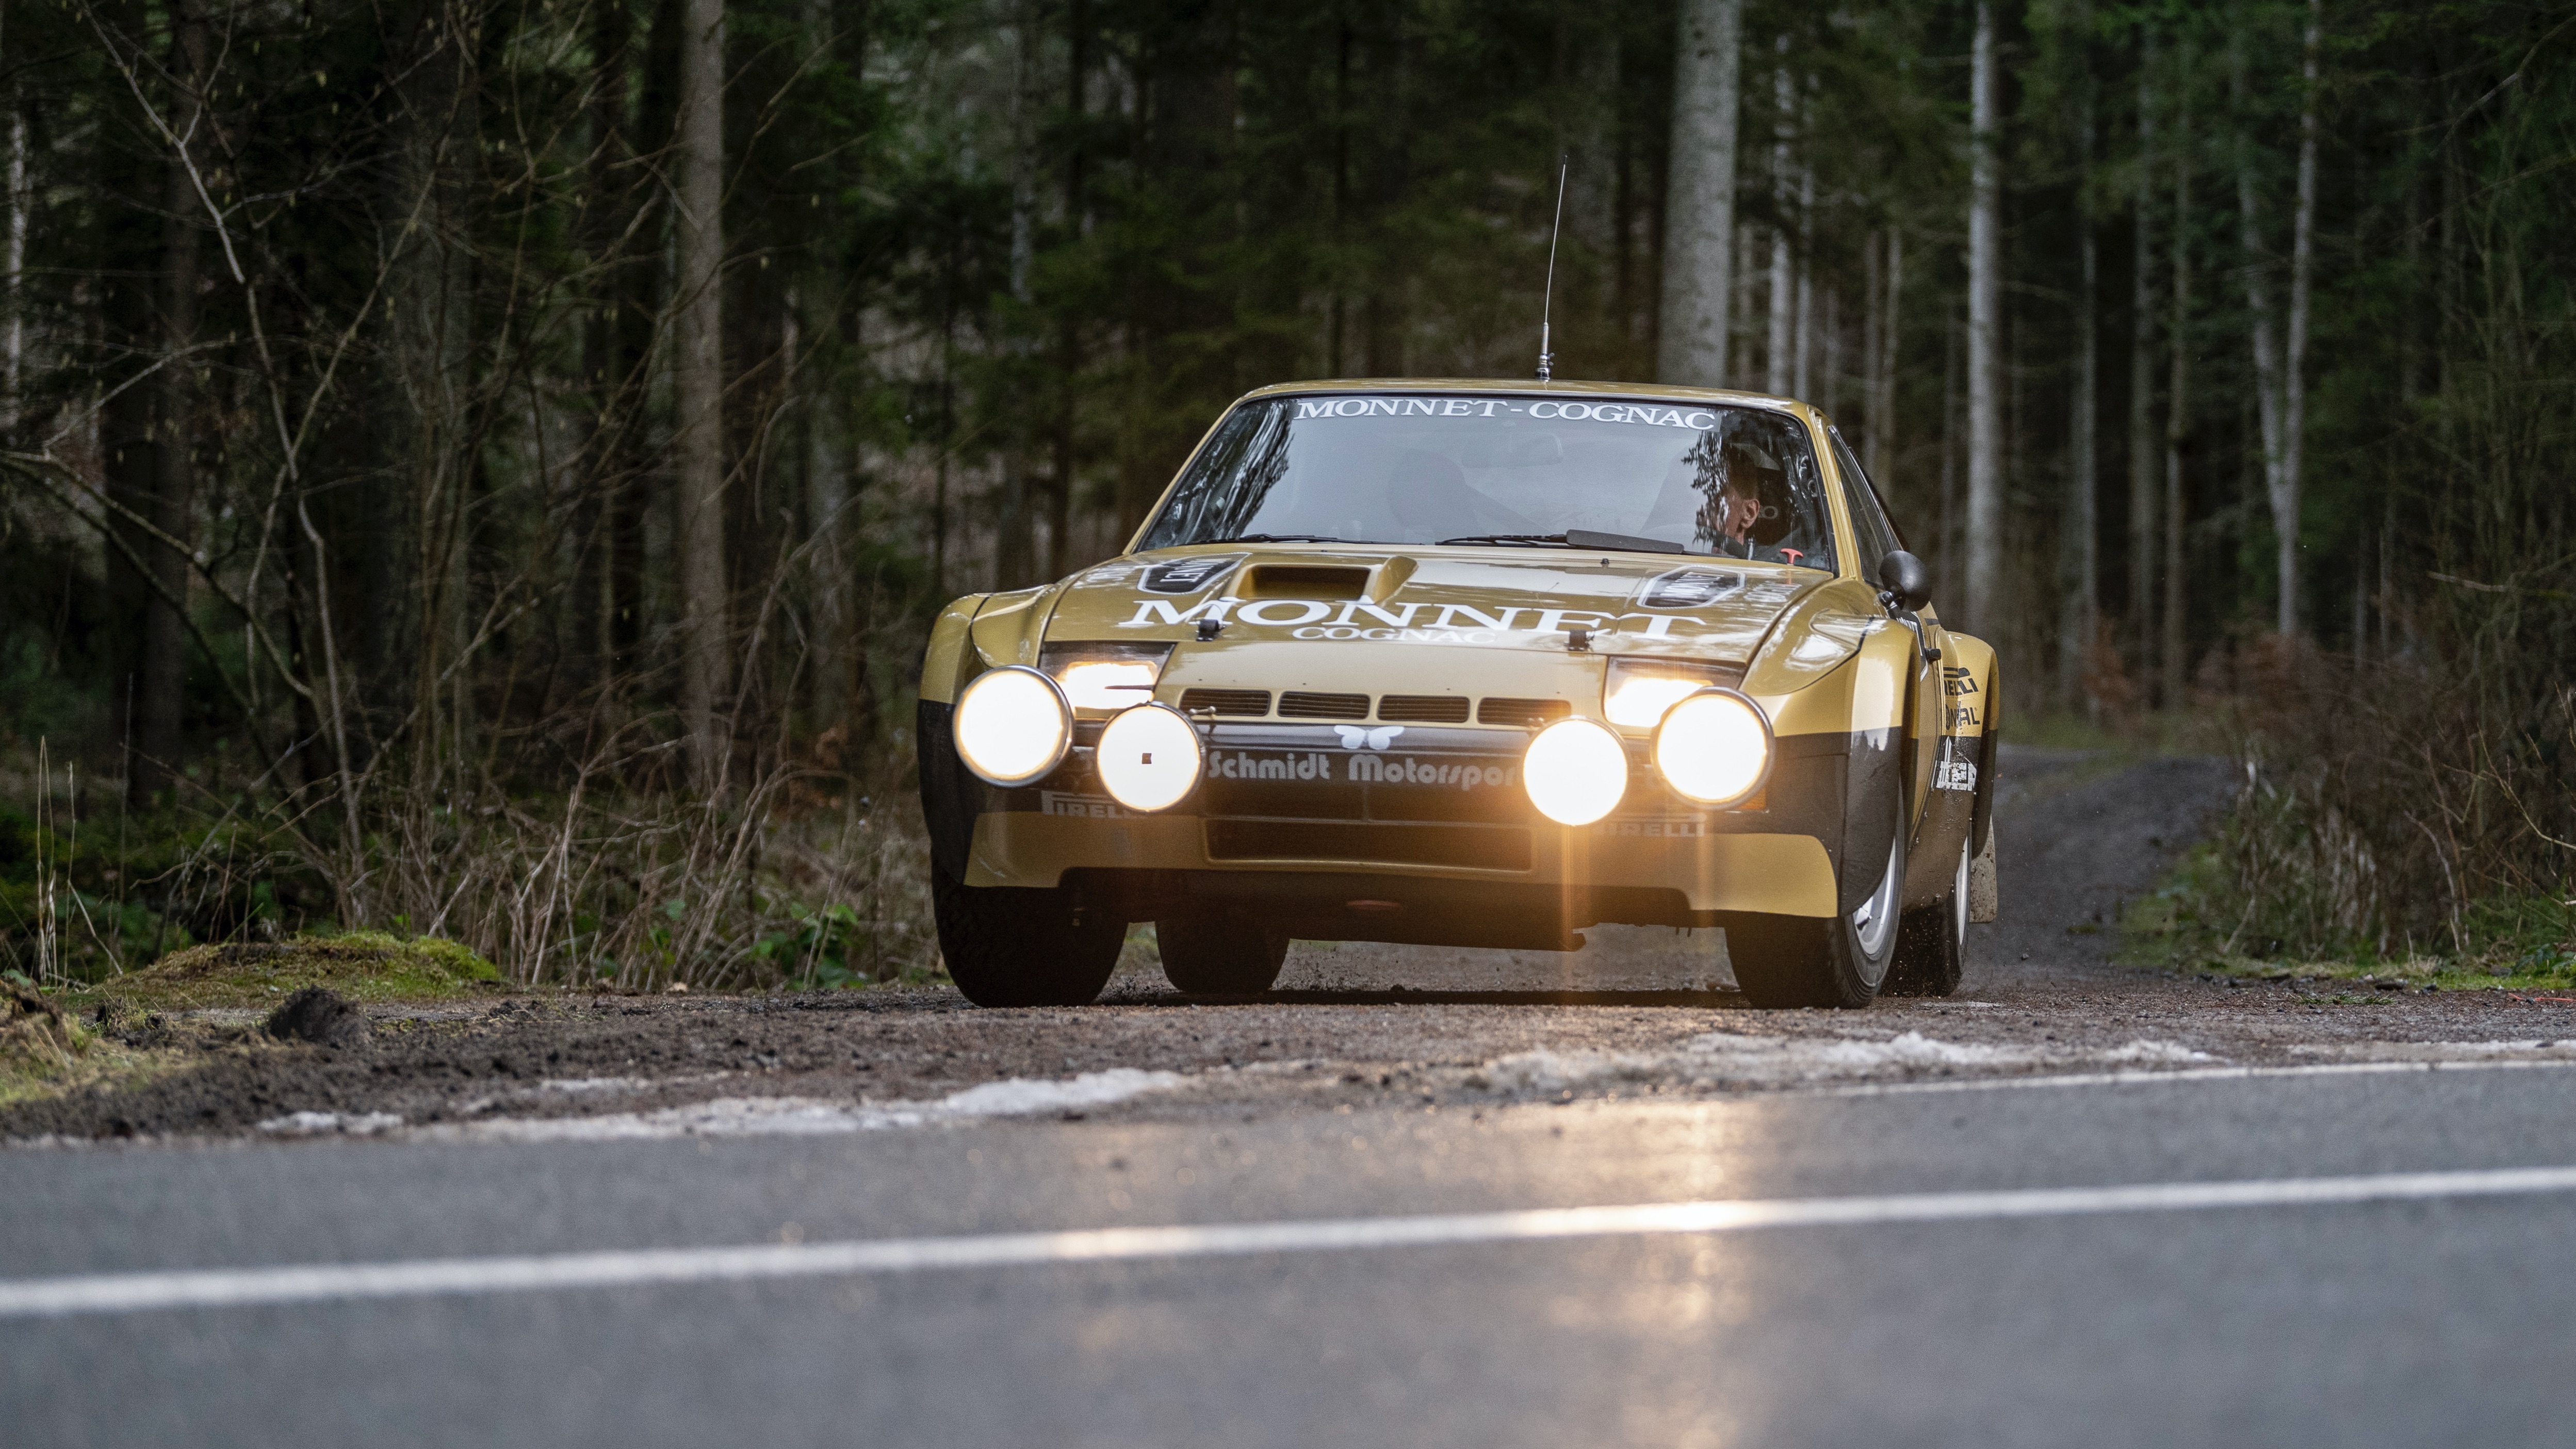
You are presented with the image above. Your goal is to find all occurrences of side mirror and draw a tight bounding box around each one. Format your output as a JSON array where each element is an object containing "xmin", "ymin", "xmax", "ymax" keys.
[{"xmin": 1878, "ymin": 550, "xmax": 1931, "ymax": 612}]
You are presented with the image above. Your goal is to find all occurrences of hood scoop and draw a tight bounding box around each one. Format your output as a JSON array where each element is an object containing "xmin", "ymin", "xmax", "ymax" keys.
[{"xmin": 1241, "ymin": 563, "xmax": 1373, "ymax": 601}]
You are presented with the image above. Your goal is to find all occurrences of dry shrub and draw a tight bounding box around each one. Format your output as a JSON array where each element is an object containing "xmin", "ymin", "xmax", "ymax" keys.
[
  {"xmin": 2206, "ymin": 627, "xmax": 2576, "ymax": 963},
  {"xmin": 341, "ymin": 742, "xmax": 939, "ymax": 991}
]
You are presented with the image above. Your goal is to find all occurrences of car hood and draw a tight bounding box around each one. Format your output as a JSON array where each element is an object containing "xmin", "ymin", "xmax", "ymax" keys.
[{"xmin": 1036, "ymin": 545, "xmax": 1822, "ymax": 664}]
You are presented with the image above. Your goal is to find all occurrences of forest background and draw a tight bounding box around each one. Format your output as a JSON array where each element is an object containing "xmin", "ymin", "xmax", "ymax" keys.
[{"xmin": 3, "ymin": 0, "xmax": 2572, "ymax": 990}]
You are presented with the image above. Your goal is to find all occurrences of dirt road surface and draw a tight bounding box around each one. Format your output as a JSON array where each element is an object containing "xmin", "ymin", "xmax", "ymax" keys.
[{"xmin": 13, "ymin": 746, "xmax": 2576, "ymax": 1143}]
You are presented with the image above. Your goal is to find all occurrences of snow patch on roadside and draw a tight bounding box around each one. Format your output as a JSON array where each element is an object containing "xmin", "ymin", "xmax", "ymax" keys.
[
  {"xmin": 257, "ymin": 1111, "xmax": 404, "ymax": 1137},
  {"xmin": 396, "ymin": 1068, "xmax": 1190, "ymax": 1143},
  {"xmin": 937, "ymin": 1069, "xmax": 1184, "ymax": 1116},
  {"xmin": 1463, "ymin": 1030, "xmax": 2212, "ymax": 1095}
]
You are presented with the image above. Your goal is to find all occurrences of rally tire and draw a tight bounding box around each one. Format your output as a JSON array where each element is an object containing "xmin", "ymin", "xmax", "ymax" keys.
[
  {"xmin": 930, "ymin": 857, "xmax": 1122, "ymax": 1007},
  {"xmin": 1156, "ymin": 918, "xmax": 1291, "ymax": 996},
  {"xmin": 1728, "ymin": 825, "xmax": 1906, "ymax": 1009},
  {"xmin": 1885, "ymin": 833, "xmax": 1969, "ymax": 998}
]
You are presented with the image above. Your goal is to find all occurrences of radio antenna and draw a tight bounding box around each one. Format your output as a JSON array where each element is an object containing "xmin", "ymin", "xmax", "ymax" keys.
[{"xmin": 1537, "ymin": 154, "xmax": 1568, "ymax": 383}]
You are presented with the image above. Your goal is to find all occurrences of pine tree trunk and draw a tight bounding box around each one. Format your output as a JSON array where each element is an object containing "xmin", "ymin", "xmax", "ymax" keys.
[
  {"xmin": 1049, "ymin": 0, "xmax": 1085, "ymax": 581},
  {"xmin": 2127, "ymin": 27, "xmax": 2160, "ymax": 685},
  {"xmin": 2161, "ymin": 52, "xmax": 2194, "ymax": 708},
  {"xmin": 1862, "ymin": 231, "xmax": 1882, "ymax": 450},
  {"xmin": 674, "ymin": 0, "xmax": 730, "ymax": 788},
  {"xmin": 2, "ymin": 47, "xmax": 23, "ymax": 437},
  {"xmin": 2279, "ymin": 0, "xmax": 2321, "ymax": 638},
  {"xmin": 2232, "ymin": 55, "xmax": 2289, "ymax": 639},
  {"xmin": 1792, "ymin": 116, "xmax": 1815, "ymax": 400},
  {"xmin": 578, "ymin": 0, "xmax": 638, "ymax": 693},
  {"xmin": 1965, "ymin": 1, "xmax": 2003, "ymax": 634},
  {"xmin": 133, "ymin": 2, "xmax": 207, "ymax": 804},
  {"xmin": 2061, "ymin": 31, "xmax": 2099, "ymax": 718},
  {"xmin": 993, "ymin": 2, "xmax": 1039, "ymax": 590},
  {"xmin": 1766, "ymin": 42, "xmax": 1792, "ymax": 396},
  {"xmin": 1655, "ymin": 0, "xmax": 1740, "ymax": 386},
  {"xmin": 1874, "ymin": 229, "xmax": 1903, "ymax": 484}
]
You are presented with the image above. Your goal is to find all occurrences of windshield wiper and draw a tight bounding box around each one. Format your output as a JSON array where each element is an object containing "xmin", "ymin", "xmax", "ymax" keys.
[
  {"xmin": 1438, "ymin": 529, "xmax": 1697, "ymax": 556},
  {"xmin": 1437, "ymin": 533, "xmax": 1569, "ymax": 547},
  {"xmin": 1219, "ymin": 532, "xmax": 1358, "ymax": 545}
]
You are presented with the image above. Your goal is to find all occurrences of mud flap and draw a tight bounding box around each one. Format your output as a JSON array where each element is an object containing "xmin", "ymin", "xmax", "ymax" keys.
[{"xmin": 1967, "ymin": 827, "xmax": 1999, "ymax": 923}]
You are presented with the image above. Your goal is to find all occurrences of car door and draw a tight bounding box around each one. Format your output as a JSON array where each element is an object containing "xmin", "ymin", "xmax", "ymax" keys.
[{"xmin": 1827, "ymin": 427, "xmax": 1944, "ymax": 829}]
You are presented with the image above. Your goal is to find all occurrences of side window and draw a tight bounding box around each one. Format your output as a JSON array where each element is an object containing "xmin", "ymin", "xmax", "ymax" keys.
[{"xmin": 1828, "ymin": 427, "xmax": 1904, "ymax": 576}]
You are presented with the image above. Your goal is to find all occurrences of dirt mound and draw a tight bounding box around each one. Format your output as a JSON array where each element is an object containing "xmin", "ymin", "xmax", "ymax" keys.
[
  {"xmin": 102, "ymin": 933, "xmax": 502, "ymax": 1010},
  {"xmin": 1, "ymin": 982, "xmax": 88, "ymax": 1084},
  {"xmin": 265, "ymin": 987, "xmax": 372, "ymax": 1047}
]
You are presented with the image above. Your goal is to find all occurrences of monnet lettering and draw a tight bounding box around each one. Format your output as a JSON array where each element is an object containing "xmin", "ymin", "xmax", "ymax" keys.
[{"xmin": 1119, "ymin": 596, "xmax": 1696, "ymax": 640}]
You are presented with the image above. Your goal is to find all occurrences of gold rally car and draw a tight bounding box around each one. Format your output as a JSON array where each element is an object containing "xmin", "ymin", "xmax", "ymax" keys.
[{"xmin": 917, "ymin": 379, "xmax": 1999, "ymax": 1009}]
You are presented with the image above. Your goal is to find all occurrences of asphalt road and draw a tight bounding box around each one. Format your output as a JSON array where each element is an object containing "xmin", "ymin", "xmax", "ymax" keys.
[{"xmin": 12, "ymin": 747, "xmax": 2576, "ymax": 1446}]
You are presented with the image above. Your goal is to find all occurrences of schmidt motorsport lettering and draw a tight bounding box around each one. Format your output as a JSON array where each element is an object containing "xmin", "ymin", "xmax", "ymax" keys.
[
  {"xmin": 1209, "ymin": 747, "xmax": 1514, "ymax": 791},
  {"xmin": 1119, "ymin": 596, "xmax": 1702, "ymax": 643}
]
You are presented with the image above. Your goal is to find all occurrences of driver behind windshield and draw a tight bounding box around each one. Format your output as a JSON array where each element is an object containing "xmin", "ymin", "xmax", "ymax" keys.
[{"xmin": 1691, "ymin": 434, "xmax": 1812, "ymax": 566}]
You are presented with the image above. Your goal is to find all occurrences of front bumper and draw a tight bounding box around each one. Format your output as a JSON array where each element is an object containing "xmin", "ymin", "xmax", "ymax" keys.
[{"xmin": 921, "ymin": 704, "xmax": 1849, "ymax": 937}]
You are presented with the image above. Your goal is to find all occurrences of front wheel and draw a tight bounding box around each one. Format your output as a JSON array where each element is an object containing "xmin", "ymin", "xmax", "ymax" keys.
[
  {"xmin": 929, "ymin": 858, "xmax": 1122, "ymax": 1007},
  {"xmin": 1727, "ymin": 826, "xmax": 1905, "ymax": 1009},
  {"xmin": 1156, "ymin": 918, "xmax": 1290, "ymax": 996}
]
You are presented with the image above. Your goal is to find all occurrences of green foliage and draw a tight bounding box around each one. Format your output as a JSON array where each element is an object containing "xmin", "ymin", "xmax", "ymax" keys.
[{"xmin": 748, "ymin": 902, "xmax": 871, "ymax": 989}]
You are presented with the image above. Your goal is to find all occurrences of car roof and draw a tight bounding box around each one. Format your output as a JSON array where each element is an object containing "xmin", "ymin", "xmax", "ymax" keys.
[{"xmin": 1237, "ymin": 377, "xmax": 1815, "ymax": 415}]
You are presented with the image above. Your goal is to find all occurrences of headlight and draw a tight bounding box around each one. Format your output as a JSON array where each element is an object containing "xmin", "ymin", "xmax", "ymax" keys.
[
  {"xmin": 1039, "ymin": 642, "xmax": 1172, "ymax": 712},
  {"xmin": 1652, "ymin": 689, "xmax": 1772, "ymax": 806},
  {"xmin": 1522, "ymin": 717, "xmax": 1628, "ymax": 826},
  {"xmin": 952, "ymin": 665, "xmax": 1071, "ymax": 786},
  {"xmin": 1094, "ymin": 703, "xmax": 1203, "ymax": 812},
  {"xmin": 1602, "ymin": 658, "xmax": 1741, "ymax": 729}
]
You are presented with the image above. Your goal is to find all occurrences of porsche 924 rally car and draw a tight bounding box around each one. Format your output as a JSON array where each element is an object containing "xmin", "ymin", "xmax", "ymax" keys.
[{"xmin": 918, "ymin": 379, "xmax": 1999, "ymax": 1009}]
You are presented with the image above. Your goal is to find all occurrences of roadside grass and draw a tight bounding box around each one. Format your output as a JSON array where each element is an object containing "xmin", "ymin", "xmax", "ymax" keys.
[
  {"xmin": 2120, "ymin": 838, "xmax": 2576, "ymax": 996},
  {"xmin": 2013, "ymin": 707, "xmax": 2234, "ymax": 758}
]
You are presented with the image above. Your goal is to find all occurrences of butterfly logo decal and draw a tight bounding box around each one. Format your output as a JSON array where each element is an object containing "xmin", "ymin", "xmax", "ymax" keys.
[{"xmin": 1333, "ymin": 725, "xmax": 1406, "ymax": 751}]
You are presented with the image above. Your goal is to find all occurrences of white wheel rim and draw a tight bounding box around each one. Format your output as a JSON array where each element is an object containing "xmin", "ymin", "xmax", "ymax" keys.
[
  {"xmin": 1951, "ymin": 836, "xmax": 1970, "ymax": 943},
  {"xmin": 1850, "ymin": 832, "xmax": 1903, "ymax": 977}
]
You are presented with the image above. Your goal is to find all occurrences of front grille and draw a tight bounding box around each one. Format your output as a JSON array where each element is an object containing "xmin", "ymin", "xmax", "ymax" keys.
[
  {"xmin": 1178, "ymin": 688, "xmax": 1271, "ymax": 717},
  {"xmin": 1279, "ymin": 691, "xmax": 1370, "ymax": 720},
  {"xmin": 1377, "ymin": 694, "xmax": 1470, "ymax": 724},
  {"xmin": 1477, "ymin": 697, "xmax": 1572, "ymax": 727},
  {"xmin": 1205, "ymin": 820, "xmax": 1531, "ymax": 871}
]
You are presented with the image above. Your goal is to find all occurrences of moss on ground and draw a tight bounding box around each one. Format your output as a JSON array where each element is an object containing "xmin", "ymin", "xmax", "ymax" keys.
[{"xmin": 66, "ymin": 932, "xmax": 503, "ymax": 1013}]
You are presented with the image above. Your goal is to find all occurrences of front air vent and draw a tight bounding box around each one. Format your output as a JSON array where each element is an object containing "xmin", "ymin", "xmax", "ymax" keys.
[
  {"xmin": 1477, "ymin": 697, "xmax": 1572, "ymax": 727},
  {"xmin": 1279, "ymin": 691, "xmax": 1371, "ymax": 720},
  {"xmin": 1377, "ymin": 695, "xmax": 1471, "ymax": 724},
  {"xmin": 1178, "ymin": 688, "xmax": 1271, "ymax": 718},
  {"xmin": 1640, "ymin": 567, "xmax": 1746, "ymax": 610}
]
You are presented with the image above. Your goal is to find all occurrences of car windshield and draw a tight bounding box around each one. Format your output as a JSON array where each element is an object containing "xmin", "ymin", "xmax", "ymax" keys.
[{"xmin": 1136, "ymin": 393, "xmax": 1838, "ymax": 571}]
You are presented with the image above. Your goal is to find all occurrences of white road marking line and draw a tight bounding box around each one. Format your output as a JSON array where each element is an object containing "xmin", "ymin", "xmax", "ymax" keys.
[
  {"xmin": 10, "ymin": 1163, "xmax": 2576, "ymax": 1320},
  {"xmin": 1808, "ymin": 1055, "xmax": 2576, "ymax": 1099}
]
